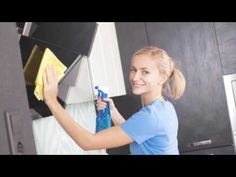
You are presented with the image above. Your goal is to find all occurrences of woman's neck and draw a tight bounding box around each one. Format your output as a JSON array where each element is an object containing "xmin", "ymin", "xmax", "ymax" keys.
[{"xmin": 141, "ymin": 92, "xmax": 164, "ymax": 106}]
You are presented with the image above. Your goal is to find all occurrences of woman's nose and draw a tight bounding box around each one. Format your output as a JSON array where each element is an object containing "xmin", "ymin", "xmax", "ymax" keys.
[{"xmin": 132, "ymin": 71, "xmax": 141, "ymax": 81}]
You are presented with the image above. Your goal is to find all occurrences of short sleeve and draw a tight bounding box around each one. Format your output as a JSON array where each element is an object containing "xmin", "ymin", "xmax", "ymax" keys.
[{"xmin": 120, "ymin": 109, "xmax": 159, "ymax": 144}]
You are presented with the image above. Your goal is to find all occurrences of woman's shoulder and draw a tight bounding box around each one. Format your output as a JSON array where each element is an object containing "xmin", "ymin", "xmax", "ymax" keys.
[
  {"xmin": 147, "ymin": 99, "xmax": 174, "ymax": 110},
  {"xmin": 132, "ymin": 99, "xmax": 175, "ymax": 120}
]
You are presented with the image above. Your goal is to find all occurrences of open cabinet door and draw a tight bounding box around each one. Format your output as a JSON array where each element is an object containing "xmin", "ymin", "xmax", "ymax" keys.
[{"xmin": 0, "ymin": 23, "xmax": 36, "ymax": 154}]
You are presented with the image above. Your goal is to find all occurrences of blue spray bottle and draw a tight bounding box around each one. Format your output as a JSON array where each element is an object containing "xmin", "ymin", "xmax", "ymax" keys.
[{"xmin": 95, "ymin": 86, "xmax": 111, "ymax": 132}]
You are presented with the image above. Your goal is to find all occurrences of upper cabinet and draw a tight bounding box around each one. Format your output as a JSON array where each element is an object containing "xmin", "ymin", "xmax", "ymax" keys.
[
  {"xmin": 88, "ymin": 22, "xmax": 126, "ymax": 98},
  {"xmin": 60, "ymin": 22, "xmax": 127, "ymax": 104},
  {"xmin": 20, "ymin": 22, "xmax": 126, "ymax": 115},
  {"xmin": 20, "ymin": 23, "xmax": 98, "ymax": 116},
  {"xmin": 215, "ymin": 23, "xmax": 236, "ymax": 75},
  {"xmin": 23, "ymin": 22, "xmax": 97, "ymax": 55},
  {"xmin": 115, "ymin": 22, "xmax": 149, "ymax": 94}
]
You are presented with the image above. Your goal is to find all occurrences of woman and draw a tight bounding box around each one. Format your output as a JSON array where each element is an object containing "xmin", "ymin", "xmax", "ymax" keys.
[{"xmin": 43, "ymin": 46, "xmax": 186, "ymax": 155}]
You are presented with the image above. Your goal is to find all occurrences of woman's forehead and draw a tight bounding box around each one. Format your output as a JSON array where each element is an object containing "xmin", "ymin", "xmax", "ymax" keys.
[{"xmin": 131, "ymin": 55, "xmax": 157, "ymax": 68}]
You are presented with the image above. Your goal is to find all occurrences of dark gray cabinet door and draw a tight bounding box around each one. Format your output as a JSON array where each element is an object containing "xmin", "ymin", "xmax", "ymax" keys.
[
  {"xmin": 107, "ymin": 95, "xmax": 143, "ymax": 155},
  {"xmin": 26, "ymin": 22, "xmax": 97, "ymax": 55},
  {"xmin": 215, "ymin": 23, "xmax": 236, "ymax": 75},
  {"xmin": 115, "ymin": 22, "xmax": 149, "ymax": 94},
  {"xmin": 146, "ymin": 23, "xmax": 233, "ymax": 153},
  {"xmin": 0, "ymin": 23, "xmax": 36, "ymax": 154}
]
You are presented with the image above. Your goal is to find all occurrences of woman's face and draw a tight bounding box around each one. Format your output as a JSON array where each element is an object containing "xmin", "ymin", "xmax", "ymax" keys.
[{"xmin": 129, "ymin": 54, "xmax": 163, "ymax": 96}]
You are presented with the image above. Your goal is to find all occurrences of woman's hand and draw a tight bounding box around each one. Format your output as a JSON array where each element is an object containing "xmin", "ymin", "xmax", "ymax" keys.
[
  {"xmin": 96, "ymin": 98, "xmax": 116, "ymax": 113},
  {"xmin": 43, "ymin": 65, "xmax": 59, "ymax": 106},
  {"xmin": 96, "ymin": 98, "xmax": 125, "ymax": 125}
]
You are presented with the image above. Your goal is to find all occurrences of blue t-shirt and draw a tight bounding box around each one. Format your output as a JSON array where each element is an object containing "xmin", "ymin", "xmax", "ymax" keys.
[{"xmin": 120, "ymin": 99, "xmax": 179, "ymax": 155}]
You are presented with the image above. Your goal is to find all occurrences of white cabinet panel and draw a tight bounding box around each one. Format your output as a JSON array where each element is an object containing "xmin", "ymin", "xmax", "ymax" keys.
[
  {"xmin": 32, "ymin": 101, "xmax": 106, "ymax": 154},
  {"xmin": 58, "ymin": 55, "xmax": 94, "ymax": 104},
  {"xmin": 58, "ymin": 22, "xmax": 126, "ymax": 104},
  {"xmin": 88, "ymin": 22, "xmax": 126, "ymax": 97}
]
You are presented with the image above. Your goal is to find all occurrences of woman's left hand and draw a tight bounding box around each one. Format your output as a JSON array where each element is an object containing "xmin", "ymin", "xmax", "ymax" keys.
[{"xmin": 43, "ymin": 65, "xmax": 59, "ymax": 106}]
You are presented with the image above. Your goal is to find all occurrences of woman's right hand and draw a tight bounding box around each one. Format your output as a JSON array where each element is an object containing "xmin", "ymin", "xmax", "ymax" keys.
[{"xmin": 96, "ymin": 98, "xmax": 116, "ymax": 113}]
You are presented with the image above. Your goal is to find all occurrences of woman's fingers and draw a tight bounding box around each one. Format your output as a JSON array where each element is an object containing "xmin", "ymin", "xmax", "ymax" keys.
[
  {"xmin": 45, "ymin": 65, "xmax": 58, "ymax": 85},
  {"xmin": 42, "ymin": 71, "xmax": 48, "ymax": 87},
  {"xmin": 43, "ymin": 65, "xmax": 59, "ymax": 104},
  {"xmin": 96, "ymin": 99, "xmax": 107, "ymax": 110},
  {"xmin": 102, "ymin": 98, "xmax": 112, "ymax": 103},
  {"xmin": 97, "ymin": 104, "xmax": 106, "ymax": 110},
  {"xmin": 50, "ymin": 65, "xmax": 58, "ymax": 84},
  {"xmin": 96, "ymin": 97, "xmax": 116, "ymax": 111},
  {"xmin": 96, "ymin": 99, "xmax": 106, "ymax": 105},
  {"xmin": 45, "ymin": 65, "xmax": 52, "ymax": 84},
  {"xmin": 102, "ymin": 98, "xmax": 115, "ymax": 108}
]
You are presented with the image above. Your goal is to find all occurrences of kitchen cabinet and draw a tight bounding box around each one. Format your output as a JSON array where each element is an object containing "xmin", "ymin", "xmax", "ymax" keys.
[
  {"xmin": 0, "ymin": 23, "xmax": 36, "ymax": 154},
  {"xmin": 115, "ymin": 22, "xmax": 149, "ymax": 94},
  {"xmin": 59, "ymin": 22, "xmax": 127, "ymax": 105}
]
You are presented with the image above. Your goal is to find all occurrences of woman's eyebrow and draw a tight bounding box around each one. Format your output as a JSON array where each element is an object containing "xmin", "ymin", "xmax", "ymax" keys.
[
  {"xmin": 140, "ymin": 67, "xmax": 150, "ymax": 70},
  {"xmin": 131, "ymin": 66, "xmax": 149, "ymax": 69}
]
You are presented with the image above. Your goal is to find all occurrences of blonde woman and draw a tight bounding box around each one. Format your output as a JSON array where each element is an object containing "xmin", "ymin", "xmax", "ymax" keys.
[{"xmin": 43, "ymin": 46, "xmax": 186, "ymax": 155}]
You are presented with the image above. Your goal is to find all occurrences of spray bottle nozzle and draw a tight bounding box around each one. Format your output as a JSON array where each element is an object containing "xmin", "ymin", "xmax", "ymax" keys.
[{"xmin": 95, "ymin": 86, "xmax": 108, "ymax": 99}]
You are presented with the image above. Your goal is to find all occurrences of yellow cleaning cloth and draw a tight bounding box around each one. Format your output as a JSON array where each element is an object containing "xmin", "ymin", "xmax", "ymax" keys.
[
  {"xmin": 24, "ymin": 45, "xmax": 43, "ymax": 85},
  {"xmin": 23, "ymin": 45, "xmax": 67, "ymax": 101}
]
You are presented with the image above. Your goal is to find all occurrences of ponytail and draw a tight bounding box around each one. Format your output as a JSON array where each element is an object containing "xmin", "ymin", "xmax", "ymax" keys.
[{"xmin": 163, "ymin": 68, "xmax": 186, "ymax": 100}]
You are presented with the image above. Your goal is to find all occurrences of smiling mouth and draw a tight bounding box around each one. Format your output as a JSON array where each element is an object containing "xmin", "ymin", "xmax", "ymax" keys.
[{"xmin": 132, "ymin": 84, "xmax": 144, "ymax": 88}]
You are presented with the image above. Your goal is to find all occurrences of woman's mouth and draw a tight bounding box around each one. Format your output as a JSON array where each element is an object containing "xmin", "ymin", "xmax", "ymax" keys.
[{"xmin": 132, "ymin": 83, "xmax": 144, "ymax": 88}]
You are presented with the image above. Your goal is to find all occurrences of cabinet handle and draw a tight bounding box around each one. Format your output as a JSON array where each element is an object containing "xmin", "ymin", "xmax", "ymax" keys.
[
  {"xmin": 191, "ymin": 139, "xmax": 212, "ymax": 147},
  {"xmin": 4, "ymin": 111, "xmax": 16, "ymax": 155}
]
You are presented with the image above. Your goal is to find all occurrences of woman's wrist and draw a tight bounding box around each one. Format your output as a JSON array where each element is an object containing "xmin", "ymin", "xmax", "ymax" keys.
[
  {"xmin": 110, "ymin": 107, "xmax": 118, "ymax": 116},
  {"xmin": 45, "ymin": 98, "xmax": 59, "ymax": 108},
  {"xmin": 110, "ymin": 108, "xmax": 121, "ymax": 120}
]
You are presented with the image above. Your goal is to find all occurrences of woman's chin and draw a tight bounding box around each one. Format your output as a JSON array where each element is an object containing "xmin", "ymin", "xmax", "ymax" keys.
[{"xmin": 132, "ymin": 89, "xmax": 142, "ymax": 95}]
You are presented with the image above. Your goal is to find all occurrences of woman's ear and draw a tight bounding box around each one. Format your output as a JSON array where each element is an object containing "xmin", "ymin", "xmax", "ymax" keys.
[
  {"xmin": 157, "ymin": 79, "xmax": 165, "ymax": 85},
  {"xmin": 158, "ymin": 80, "xmax": 165, "ymax": 85},
  {"xmin": 159, "ymin": 74, "xmax": 168, "ymax": 85}
]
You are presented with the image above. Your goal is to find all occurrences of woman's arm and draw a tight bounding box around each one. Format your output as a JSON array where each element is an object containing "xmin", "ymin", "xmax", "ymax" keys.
[
  {"xmin": 110, "ymin": 107, "xmax": 126, "ymax": 125},
  {"xmin": 43, "ymin": 66, "xmax": 133, "ymax": 150}
]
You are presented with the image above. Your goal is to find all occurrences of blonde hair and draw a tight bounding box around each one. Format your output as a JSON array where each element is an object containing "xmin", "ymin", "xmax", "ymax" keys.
[{"xmin": 133, "ymin": 46, "xmax": 186, "ymax": 100}]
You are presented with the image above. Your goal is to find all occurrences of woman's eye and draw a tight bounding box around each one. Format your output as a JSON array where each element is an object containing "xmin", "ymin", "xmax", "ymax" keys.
[
  {"xmin": 142, "ymin": 71, "xmax": 149, "ymax": 74},
  {"xmin": 130, "ymin": 68, "xmax": 136, "ymax": 72}
]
